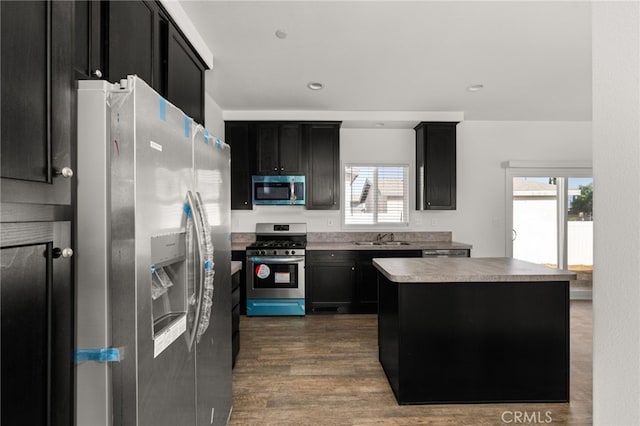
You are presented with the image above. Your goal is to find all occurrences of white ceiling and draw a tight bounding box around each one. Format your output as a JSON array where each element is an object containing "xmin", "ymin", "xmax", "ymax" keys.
[{"xmin": 180, "ymin": 1, "xmax": 592, "ymax": 125}]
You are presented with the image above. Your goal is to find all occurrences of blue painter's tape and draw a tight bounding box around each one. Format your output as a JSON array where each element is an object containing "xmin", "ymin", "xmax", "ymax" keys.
[
  {"xmin": 159, "ymin": 97, "xmax": 167, "ymax": 121},
  {"xmin": 150, "ymin": 265, "xmax": 156, "ymax": 274},
  {"xmin": 183, "ymin": 203, "xmax": 192, "ymax": 218},
  {"xmin": 204, "ymin": 259, "xmax": 214, "ymax": 271},
  {"xmin": 75, "ymin": 348, "xmax": 121, "ymax": 364},
  {"xmin": 215, "ymin": 138, "xmax": 222, "ymax": 149},
  {"xmin": 184, "ymin": 116, "xmax": 191, "ymax": 138},
  {"xmin": 204, "ymin": 130, "xmax": 210, "ymax": 144}
]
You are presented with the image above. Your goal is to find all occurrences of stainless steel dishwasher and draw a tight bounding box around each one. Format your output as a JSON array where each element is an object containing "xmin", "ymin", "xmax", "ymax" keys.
[{"xmin": 422, "ymin": 249, "xmax": 470, "ymax": 258}]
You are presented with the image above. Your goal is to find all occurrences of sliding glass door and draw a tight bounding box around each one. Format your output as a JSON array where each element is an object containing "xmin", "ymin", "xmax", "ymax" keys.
[{"xmin": 506, "ymin": 165, "xmax": 592, "ymax": 298}]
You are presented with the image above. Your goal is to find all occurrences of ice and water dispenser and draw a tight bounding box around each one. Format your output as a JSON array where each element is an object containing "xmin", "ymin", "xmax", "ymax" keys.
[{"xmin": 150, "ymin": 232, "xmax": 188, "ymax": 357}]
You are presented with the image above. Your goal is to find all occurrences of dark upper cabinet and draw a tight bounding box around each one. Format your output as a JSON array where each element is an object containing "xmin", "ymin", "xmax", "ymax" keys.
[
  {"xmin": 305, "ymin": 123, "xmax": 341, "ymax": 210},
  {"xmin": 166, "ymin": 21, "xmax": 205, "ymax": 125},
  {"xmin": 1, "ymin": 0, "xmax": 73, "ymax": 205},
  {"xmin": 226, "ymin": 122, "xmax": 255, "ymax": 210},
  {"xmin": 256, "ymin": 123, "xmax": 304, "ymax": 175},
  {"xmin": 74, "ymin": 0, "xmax": 104, "ymax": 80},
  {"xmin": 106, "ymin": 1, "xmax": 159, "ymax": 92},
  {"xmin": 415, "ymin": 122, "xmax": 458, "ymax": 210},
  {"xmin": 76, "ymin": 1, "xmax": 206, "ymax": 124}
]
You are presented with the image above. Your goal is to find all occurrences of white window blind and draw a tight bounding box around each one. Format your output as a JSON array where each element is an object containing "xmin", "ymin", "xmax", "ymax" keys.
[{"xmin": 344, "ymin": 165, "xmax": 409, "ymax": 226}]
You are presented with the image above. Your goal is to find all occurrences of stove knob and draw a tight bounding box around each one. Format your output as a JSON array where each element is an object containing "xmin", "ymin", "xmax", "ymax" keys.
[
  {"xmin": 273, "ymin": 250, "xmax": 277, "ymax": 255},
  {"xmin": 260, "ymin": 250, "xmax": 266, "ymax": 255},
  {"xmin": 291, "ymin": 250, "xmax": 296, "ymax": 255}
]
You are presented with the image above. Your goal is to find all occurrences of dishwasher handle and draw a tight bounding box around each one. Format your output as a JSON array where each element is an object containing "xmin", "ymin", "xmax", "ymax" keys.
[{"xmin": 422, "ymin": 249, "xmax": 469, "ymax": 258}]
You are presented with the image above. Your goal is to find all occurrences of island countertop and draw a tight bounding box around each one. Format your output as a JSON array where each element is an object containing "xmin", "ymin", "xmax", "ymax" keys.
[{"xmin": 373, "ymin": 257, "xmax": 576, "ymax": 283}]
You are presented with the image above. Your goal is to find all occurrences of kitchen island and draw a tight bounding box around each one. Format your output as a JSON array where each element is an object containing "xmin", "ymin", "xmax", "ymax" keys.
[{"xmin": 373, "ymin": 257, "xmax": 575, "ymax": 405}]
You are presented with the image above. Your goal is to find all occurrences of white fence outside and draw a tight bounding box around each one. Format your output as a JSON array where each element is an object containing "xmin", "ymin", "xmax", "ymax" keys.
[{"xmin": 513, "ymin": 199, "xmax": 593, "ymax": 266}]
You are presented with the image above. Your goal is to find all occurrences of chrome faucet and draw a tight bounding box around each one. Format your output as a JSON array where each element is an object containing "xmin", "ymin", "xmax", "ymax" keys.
[{"xmin": 376, "ymin": 233, "xmax": 394, "ymax": 242}]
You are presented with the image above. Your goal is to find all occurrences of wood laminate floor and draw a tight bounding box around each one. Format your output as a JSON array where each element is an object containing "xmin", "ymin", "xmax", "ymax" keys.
[{"xmin": 230, "ymin": 300, "xmax": 592, "ymax": 425}]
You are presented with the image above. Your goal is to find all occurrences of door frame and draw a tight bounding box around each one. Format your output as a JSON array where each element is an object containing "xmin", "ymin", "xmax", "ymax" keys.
[{"xmin": 504, "ymin": 161, "xmax": 592, "ymax": 265}]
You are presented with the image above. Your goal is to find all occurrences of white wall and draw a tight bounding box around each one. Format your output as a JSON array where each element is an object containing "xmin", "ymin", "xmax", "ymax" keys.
[
  {"xmin": 593, "ymin": 3, "xmax": 640, "ymax": 424},
  {"xmin": 228, "ymin": 121, "xmax": 591, "ymax": 257},
  {"xmin": 204, "ymin": 92, "xmax": 225, "ymax": 139},
  {"xmin": 456, "ymin": 121, "xmax": 591, "ymax": 256}
]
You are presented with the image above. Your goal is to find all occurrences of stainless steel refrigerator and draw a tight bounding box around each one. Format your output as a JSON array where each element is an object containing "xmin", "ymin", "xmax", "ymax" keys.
[{"xmin": 76, "ymin": 75, "xmax": 232, "ymax": 425}]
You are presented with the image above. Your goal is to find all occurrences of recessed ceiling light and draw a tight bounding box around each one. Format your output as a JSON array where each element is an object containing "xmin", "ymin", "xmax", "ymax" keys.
[
  {"xmin": 307, "ymin": 82, "xmax": 324, "ymax": 91},
  {"xmin": 467, "ymin": 84, "xmax": 484, "ymax": 92},
  {"xmin": 275, "ymin": 29, "xmax": 287, "ymax": 39}
]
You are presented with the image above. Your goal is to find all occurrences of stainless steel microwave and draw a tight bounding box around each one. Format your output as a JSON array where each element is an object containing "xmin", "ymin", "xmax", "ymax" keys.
[{"xmin": 252, "ymin": 176, "xmax": 305, "ymax": 205}]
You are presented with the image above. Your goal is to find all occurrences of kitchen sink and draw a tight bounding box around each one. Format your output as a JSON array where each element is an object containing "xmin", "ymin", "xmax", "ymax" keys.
[{"xmin": 354, "ymin": 241, "xmax": 410, "ymax": 246}]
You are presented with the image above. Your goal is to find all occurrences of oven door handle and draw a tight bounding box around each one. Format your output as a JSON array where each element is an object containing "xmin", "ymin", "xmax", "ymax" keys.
[{"xmin": 249, "ymin": 256, "xmax": 305, "ymax": 264}]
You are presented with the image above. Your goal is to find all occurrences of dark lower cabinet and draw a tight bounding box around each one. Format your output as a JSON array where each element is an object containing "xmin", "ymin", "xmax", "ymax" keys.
[
  {"xmin": 1, "ymin": 221, "xmax": 73, "ymax": 425},
  {"xmin": 231, "ymin": 269, "xmax": 241, "ymax": 368},
  {"xmin": 232, "ymin": 250, "xmax": 248, "ymax": 314},
  {"xmin": 307, "ymin": 251, "xmax": 356, "ymax": 314},
  {"xmin": 355, "ymin": 250, "xmax": 422, "ymax": 313},
  {"xmin": 378, "ymin": 274, "xmax": 570, "ymax": 404}
]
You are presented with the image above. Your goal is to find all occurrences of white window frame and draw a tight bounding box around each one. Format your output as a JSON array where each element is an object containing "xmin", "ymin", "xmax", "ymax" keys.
[
  {"xmin": 342, "ymin": 163, "xmax": 410, "ymax": 229},
  {"xmin": 504, "ymin": 161, "xmax": 592, "ymax": 269}
]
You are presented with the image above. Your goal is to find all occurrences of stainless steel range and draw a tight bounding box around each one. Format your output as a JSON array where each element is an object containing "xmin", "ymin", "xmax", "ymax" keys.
[{"xmin": 245, "ymin": 223, "xmax": 307, "ymax": 316}]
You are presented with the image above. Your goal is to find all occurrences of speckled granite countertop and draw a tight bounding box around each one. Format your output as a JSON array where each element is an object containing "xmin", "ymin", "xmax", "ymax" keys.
[
  {"xmin": 231, "ymin": 261, "xmax": 242, "ymax": 275},
  {"xmin": 306, "ymin": 241, "xmax": 472, "ymax": 251},
  {"xmin": 373, "ymin": 257, "xmax": 576, "ymax": 283},
  {"xmin": 231, "ymin": 231, "xmax": 472, "ymax": 252}
]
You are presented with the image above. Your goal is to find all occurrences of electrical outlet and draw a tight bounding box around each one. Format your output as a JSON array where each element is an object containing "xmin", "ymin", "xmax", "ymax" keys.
[{"xmin": 328, "ymin": 218, "xmax": 334, "ymax": 226}]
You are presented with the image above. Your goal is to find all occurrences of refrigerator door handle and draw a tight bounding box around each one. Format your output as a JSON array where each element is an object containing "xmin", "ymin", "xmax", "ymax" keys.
[
  {"xmin": 185, "ymin": 190, "xmax": 205, "ymax": 351},
  {"xmin": 192, "ymin": 191, "xmax": 215, "ymax": 344}
]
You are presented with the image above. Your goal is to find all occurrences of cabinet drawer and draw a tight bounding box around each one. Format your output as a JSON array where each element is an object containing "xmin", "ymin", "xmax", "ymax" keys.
[
  {"xmin": 307, "ymin": 250, "xmax": 357, "ymax": 263},
  {"xmin": 232, "ymin": 331, "xmax": 240, "ymax": 369},
  {"xmin": 232, "ymin": 270, "xmax": 241, "ymax": 292},
  {"xmin": 232, "ymin": 286, "xmax": 240, "ymax": 309},
  {"xmin": 232, "ymin": 304, "xmax": 240, "ymax": 334}
]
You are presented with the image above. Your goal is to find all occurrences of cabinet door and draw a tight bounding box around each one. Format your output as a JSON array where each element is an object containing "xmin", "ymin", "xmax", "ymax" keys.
[
  {"xmin": 416, "ymin": 122, "xmax": 457, "ymax": 210},
  {"xmin": 1, "ymin": 221, "xmax": 73, "ymax": 426},
  {"xmin": 232, "ymin": 251, "xmax": 248, "ymax": 315},
  {"xmin": 256, "ymin": 123, "xmax": 279, "ymax": 174},
  {"xmin": 278, "ymin": 123, "xmax": 304, "ymax": 174},
  {"xmin": 167, "ymin": 23, "xmax": 205, "ymax": 125},
  {"xmin": 226, "ymin": 123, "xmax": 255, "ymax": 210},
  {"xmin": 1, "ymin": 0, "xmax": 73, "ymax": 205},
  {"xmin": 107, "ymin": 1, "xmax": 157, "ymax": 90},
  {"xmin": 307, "ymin": 252, "xmax": 356, "ymax": 314},
  {"xmin": 356, "ymin": 250, "xmax": 422, "ymax": 313},
  {"xmin": 306, "ymin": 123, "xmax": 340, "ymax": 210},
  {"xmin": 74, "ymin": 0, "xmax": 103, "ymax": 80}
]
